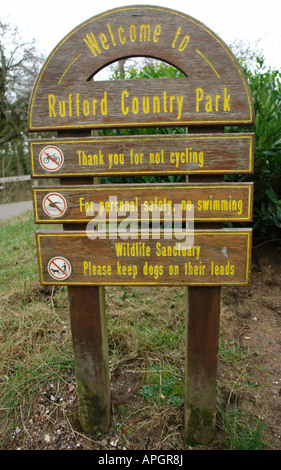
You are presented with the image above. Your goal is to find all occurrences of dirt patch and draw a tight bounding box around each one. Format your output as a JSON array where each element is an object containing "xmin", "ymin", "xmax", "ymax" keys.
[
  {"xmin": 219, "ymin": 244, "xmax": 281, "ymax": 444},
  {"xmin": 3, "ymin": 243, "xmax": 281, "ymax": 451}
]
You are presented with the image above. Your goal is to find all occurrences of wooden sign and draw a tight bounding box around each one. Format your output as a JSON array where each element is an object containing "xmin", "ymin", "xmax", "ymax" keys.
[
  {"xmin": 33, "ymin": 182, "xmax": 253, "ymax": 223},
  {"xmin": 29, "ymin": 133, "xmax": 254, "ymax": 178},
  {"xmin": 28, "ymin": 4, "xmax": 255, "ymax": 444},
  {"xmin": 28, "ymin": 6, "xmax": 254, "ymax": 131},
  {"xmin": 36, "ymin": 229, "xmax": 252, "ymax": 286}
]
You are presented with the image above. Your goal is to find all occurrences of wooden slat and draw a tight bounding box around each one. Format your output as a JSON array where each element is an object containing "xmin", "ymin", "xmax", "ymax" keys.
[
  {"xmin": 29, "ymin": 133, "xmax": 254, "ymax": 177},
  {"xmin": 33, "ymin": 182, "xmax": 254, "ymax": 223},
  {"xmin": 29, "ymin": 77, "xmax": 253, "ymax": 130},
  {"xmin": 36, "ymin": 229, "xmax": 252, "ymax": 286}
]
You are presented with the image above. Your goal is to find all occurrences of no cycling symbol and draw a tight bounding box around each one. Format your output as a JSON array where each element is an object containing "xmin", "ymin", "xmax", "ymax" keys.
[
  {"xmin": 39, "ymin": 145, "xmax": 64, "ymax": 172},
  {"xmin": 47, "ymin": 257, "xmax": 72, "ymax": 281}
]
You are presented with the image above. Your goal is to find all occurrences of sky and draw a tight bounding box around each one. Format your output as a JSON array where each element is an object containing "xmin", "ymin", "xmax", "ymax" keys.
[{"xmin": 2, "ymin": 0, "xmax": 281, "ymax": 71}]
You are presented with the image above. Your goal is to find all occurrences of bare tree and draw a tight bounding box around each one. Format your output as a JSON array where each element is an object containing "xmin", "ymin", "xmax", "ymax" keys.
[{"xmin": 0, "ymin": 20, "xmax": 44, "ymax": 175}]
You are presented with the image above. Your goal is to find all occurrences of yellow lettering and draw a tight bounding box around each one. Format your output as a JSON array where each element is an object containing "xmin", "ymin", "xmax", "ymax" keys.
[
  {"xmin": 129, "ymin": 24, "xmax": 136, "ymax": 42},
  {"xmin": 176, "ymin": 95, "xmax": 183, "ymax": 119},
  {"xmin": 140, "ymin": 24, "xmax": 151, "ymax": 41},
  {"xmin": 224, "ymin": 87, "xmax": 231, "ymax": 111},
  {"xmin": 117, "ymin": 262, "xmax": 138, "ymax": 279},
  {"xmin": 211, "ymin": 261, "xmax": 235, "ymax": 275},
  {"xmin": 153, "ymin": 24, "xmax": 161, "ymax": 42},
  {"xmin": 179, "ymin": 35, "xmax": 190, "ymax": 51},
  {"xmin": 75, "ymin": 93, "xmax": 80, "ymax": 116},
  {"xmin": 83, "ymin": 23, "xmax": 162, "ymax": 57},
  {"xmin": 79, "ymin": 197, "xmax": 85, "ymax": 212},
  {"xmin": 101, "ymin": 92, "xmax": 108, "ymax": 115},
  {"xmin": 215, "ymin": 94, "xmax": 221, "ymax": 111},
  {"xmin": 196, "ymin": 88, "xmax": 230, "ymax": 113},
  {"xmin": 172, "ymin": 26, "xmax": 181, "ymax": 48},
  {"xmin": 163, "ymin": 91, "xmax": 168, "ymax": 112},
  {"xmin": 130, "ymin": 150, "xmax": 143, "ymax": 164},
  {"xmin": 48, "ymin": 94, "xmax": 56, "ymax": 117},
  {"xmin": 143, "ymin": 262, "xmax": 164, "ymax": 280},
  {"xmin": 121, "ymin": 90, "xmax": 129, "ymax": 115},
  {"xmin": 107, "ymin": 23, "xmax": 116, "ymax": 47},
  {"xmin": 185, "ymin": 261, "xmax": 206, "ymax": 276},
  {"xmin": 153, "ymin": 96, "xmax": 160, "ymax": 113},
  {"xmin": 205, "ymin": 94, "xmax": 213, "ymax": 112},
  {"xmin": 196, "ymin": 88, "xmax": 203, "ymax": 112},
  {"xmin": 118, "ymin": 26, "xmax": 126, "ymax": 44},
  {"xmin": 132, "ymin": 96, "xmax": 139, "ymax": 114},
  {"xmin": 59, "ymin": 100, "xmax": 66, "ymax": 117},
  {"xmin": 83, "ymin": 262, "xmax": 112, "ymax": 276},
  {"xmin": 92, "ymin": 98, "xmax": 97, "ymax": 115},
  {"xmin": 100, "ymin": 32, "xmax": 109, "ymax": 50},
  {"xmin": 68, "ymin": 93, "xmax": 73, "ymax": 116},
  {"xmin": 83, "ymin": 261, "xmax": 88, "ymax": 275},
  {"xmin": 83, "ymin": 99, "xmax": 90, "ymax": 116},
  {"xmin": 142, "ymin": 96, "xmax": 150, "ymax": 114},
  {"xmin": 169, "ymin": 95, "xmax": 175, "ymax": 113},
  {"xmin": 169, "ymin": 264, "xmax": 179, "ymax": 275},
  {"xmin": 83, "ymin": 32, "xmax": 101, "ymax": 56}
]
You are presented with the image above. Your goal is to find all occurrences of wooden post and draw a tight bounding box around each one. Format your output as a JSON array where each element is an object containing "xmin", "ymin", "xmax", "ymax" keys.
[
  {"xmin": 185, "ymin": 126, "xmax": 224, "ymax": 445},
  {"xmin": 58, "ymin": 130, "xmax": 110, "ymax": 434},
  {"xmin": 68, "ymin": 284, "xmax": 109, "ymax": 433}
]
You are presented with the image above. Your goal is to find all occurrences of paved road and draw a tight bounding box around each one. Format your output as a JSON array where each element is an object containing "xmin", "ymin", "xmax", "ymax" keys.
[{"xmin": 0, "ymin": 200, "xmax": 33, "ymax": 221}]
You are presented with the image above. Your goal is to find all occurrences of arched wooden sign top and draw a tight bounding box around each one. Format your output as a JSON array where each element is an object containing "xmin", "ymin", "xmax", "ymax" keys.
[{"xmin": 28, "ymin": 5, "xmax": 254, "ymax": 131}]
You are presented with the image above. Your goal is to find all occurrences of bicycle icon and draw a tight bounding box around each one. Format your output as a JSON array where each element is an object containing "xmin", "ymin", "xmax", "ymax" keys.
[
  {"xmin": 43, "ymin": 153, "xmax": 61, "ymax": 165},
  {"xmin": 39, "ymin": 145, "xmax": 64, "ymax": 172}
]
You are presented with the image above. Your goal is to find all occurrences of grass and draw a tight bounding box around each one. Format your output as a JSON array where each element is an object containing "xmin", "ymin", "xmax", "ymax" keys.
[
  {"xmin": 139, "ymin": 365, "xmax": 184, "ymax": 408},
  {"xmin": 217, "ymin": 402, "xmax": 268, "ymax": 450},
  {"xmin": 0, "ymin": 210, "xmax": 270, "ymax": 449}
]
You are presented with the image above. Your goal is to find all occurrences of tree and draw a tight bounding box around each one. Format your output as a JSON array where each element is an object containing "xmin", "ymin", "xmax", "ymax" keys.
[{"xmin": 0, "ymin": 20, "xmax": 44, "ymax": 176}]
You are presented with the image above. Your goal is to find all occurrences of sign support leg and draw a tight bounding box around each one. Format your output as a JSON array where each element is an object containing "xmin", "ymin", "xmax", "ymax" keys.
[
  {"xmin": 68, "ymin": 285, "xmax": 110, "ymax": 433},
  {"xmin": 59, "ymin": 130, "xmax": 110, "ymax": 434},
  {"xmin": 184, "ymin": 126, "xmax": 223, "ymax": 444},
  {"xmin": 184, "ymin": 286, "xmax": 220, "ymax": 444}
]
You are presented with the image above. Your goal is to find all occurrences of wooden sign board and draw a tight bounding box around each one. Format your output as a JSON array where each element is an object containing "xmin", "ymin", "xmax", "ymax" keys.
[
  {"xmin": 29, "ymin": 78, "xmax": 252, "ymax": 130},
  {"xmin": 28, "ymin": 6, "xmax": 254, "ymax": 131},
  {"xmin": 33, "ymin": 183, "xmax": 253, "ymax": 223},
  {"xmin": 29, "ymin": 133, "xmax": 254, "ymax": 178},
  {"xmin": 36, "ymin": 229, "xmax": 252, "ymax": 286}
]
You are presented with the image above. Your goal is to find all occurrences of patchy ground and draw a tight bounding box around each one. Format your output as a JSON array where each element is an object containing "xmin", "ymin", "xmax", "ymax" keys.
[{"xmin": 3, "ymin": 243, "xmax": 281, "ymax": 451}]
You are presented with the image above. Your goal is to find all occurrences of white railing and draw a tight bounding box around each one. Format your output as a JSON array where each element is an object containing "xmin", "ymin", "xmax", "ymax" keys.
[{"xmin": 0, "ymin": 175, "xmax": 31, "ymax": 183}]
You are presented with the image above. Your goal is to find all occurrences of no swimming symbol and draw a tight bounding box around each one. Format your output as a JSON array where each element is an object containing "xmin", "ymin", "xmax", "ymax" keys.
[
  {"xmin": 42, "ymin": 192, "xmax": 67, "ymax": 218},
  {"xmin": 47, "ymin": 257, "xmax": 72, "ymax": 281}
]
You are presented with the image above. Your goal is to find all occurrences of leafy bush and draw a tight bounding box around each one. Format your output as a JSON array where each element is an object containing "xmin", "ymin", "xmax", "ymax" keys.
[
  {"xmin": 247, "ymin": 61, "xmax": 281, "ymax": 241},
  {"xmin": 227, "ymin": 58, "xmax": 281, "ymax": 242}
]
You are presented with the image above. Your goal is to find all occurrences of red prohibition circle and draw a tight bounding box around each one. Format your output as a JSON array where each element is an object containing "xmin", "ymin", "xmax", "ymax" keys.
[
  {"xmin": 39, "ymin": 145, "xmax": 64, "ymax": 172},
  {"xmin": 47, "ymin": 257, "xmax": 72, "ymax": 280},
  {"xmin": 42, "ymin": 192, "xmax": 67, "ymax": 218}
]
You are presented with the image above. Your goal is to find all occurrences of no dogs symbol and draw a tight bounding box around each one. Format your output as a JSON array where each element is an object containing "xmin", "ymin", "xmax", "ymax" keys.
[
  {"xmin": 42, "ymin": 192, "xmax": 67, "ymax": 218},
  {"xmin": 47, "ymin": 257, "xmax": 72, "ymax": 281}
]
